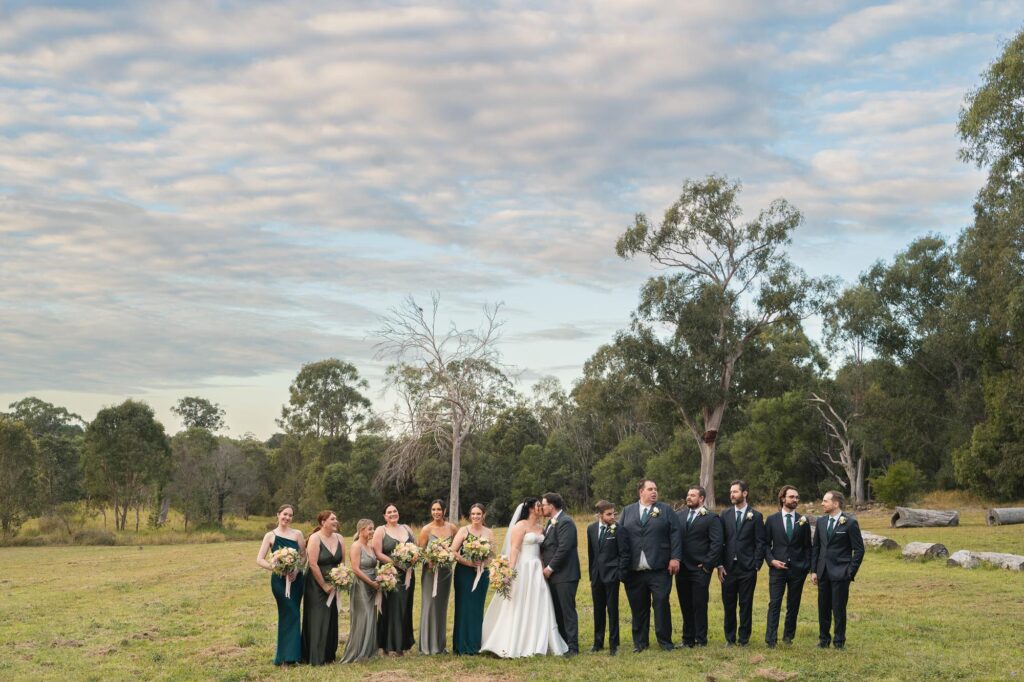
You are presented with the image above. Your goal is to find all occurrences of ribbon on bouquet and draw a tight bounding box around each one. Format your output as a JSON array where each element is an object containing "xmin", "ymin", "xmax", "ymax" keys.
[
  {"xmin": 431, "ymin": 567, "xmax": 440, "ymax": 598},
  {"xmin": 375, "ymin": 589, "xmax": 383, "ymax": 614},
  {"xmin": 326, "ymin": 588, "xmax": 341, "ymax": 612},
  {"xmin": 404, "ymin": 567, "xmax": 413, "ymax": 589},
  {"xmin": 284, "ymin": 572, "xmax": 294, "ymax": 598},
  {"xmin": 471, "ymin": 564, "xmax": 484, "ymax": 592}
]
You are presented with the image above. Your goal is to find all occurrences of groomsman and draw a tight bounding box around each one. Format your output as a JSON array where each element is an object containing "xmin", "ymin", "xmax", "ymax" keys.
[
  {"xmin": 717, "ymin": 480, "xmax": 766, "ymax": 647},
  {"xmin": 763, "ymin": 485, "xmax": 812, "ymax": 648},
  {"xmin": 811, "ymin": 490, "xmax": 865, "ymax": 650},
  {"xmin": 675, "ymin": 485, "xmax": 722, "ymax": 648},
  {"xmin": 587, "ymin": 500, "xmax": 621, "ymax": 655},
  {"xmin": 541, "ymin": 492, "xmax": 581, "ymax": 656},
  {"xmin": 618, "ymin": 479, "xmax": 683, "ymax": 652}
]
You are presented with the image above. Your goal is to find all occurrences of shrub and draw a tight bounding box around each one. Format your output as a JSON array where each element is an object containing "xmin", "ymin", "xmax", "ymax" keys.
[
  {"xmin": 72, "ymin": 529, "xmax": 117, "ymax": 546},
  {"xmin": 871, "ymin": 461, "xmax": 925, "ymax": 506}
]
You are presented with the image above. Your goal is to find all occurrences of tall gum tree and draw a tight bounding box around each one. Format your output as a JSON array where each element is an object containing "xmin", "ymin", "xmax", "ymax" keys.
[{"xmin": 616, "ymin": 175, "xmax": 834, "ymax": 507}]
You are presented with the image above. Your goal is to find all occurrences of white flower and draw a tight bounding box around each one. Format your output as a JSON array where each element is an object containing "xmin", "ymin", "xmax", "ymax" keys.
[
  {"xmin": 698, "ymin": 508, "xmax": 707, "ymax": 516},
  {"xmin": 549, "ymin": 518, "xmax": 557, "ymax": 526},
  {"xmin": 839, "ymin": 516, "xmax": 847, "ymax": 525},
  {"xmin": 609, "ymin": 523, "xmax": 617, "ymax": 532},
  {"xmin": 798, "ymin": 517, "xmax": 807, "ymax": 526},
  {"xmin": 651, "ymin": 507, "xmax": 661, "ymax": 518},
  {"xmin": 746, "ymin": 512, "xmax": 754, "ymax": 520}
]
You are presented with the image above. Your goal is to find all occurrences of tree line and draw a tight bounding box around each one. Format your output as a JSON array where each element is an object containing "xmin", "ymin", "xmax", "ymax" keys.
[{"xmin": 2, "ymin": 30, "xmax": 1023, "ymax": 538}]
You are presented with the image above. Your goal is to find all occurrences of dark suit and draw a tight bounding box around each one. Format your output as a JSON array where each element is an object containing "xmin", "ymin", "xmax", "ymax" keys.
[
  {"xmin": 764, "ymin": 510, "xmax": 812, "ymax": 644},
  {"xmin": 719, "ymin": 506, "xmax": 766, "ymax": 645},
  {"xmin": 541, "ymin": 510, "xmax": 581, "ymax": 653},
  {"xmin": 617, "ymin": 501, "xmax": 682, "ymax": 650},
  {"xmin": 810, "ymin": 512, "xmax": 864, "ymax": 647},
  {"xmin": 675, "ymin": 506, "xmax": 722, "ymax": 646},
  {"xmin": 587, "ymin": 521, "xmax": 621, "ymax": 651}
]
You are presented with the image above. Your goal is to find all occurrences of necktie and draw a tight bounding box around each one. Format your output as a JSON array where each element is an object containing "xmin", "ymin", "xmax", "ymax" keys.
[
  {"xmin": 735, "ymin": 510, "xmax": 742, "ymax": 532},
  {"xmin": 544, "ymin": 519, "xmax": 551, "ymax": 534},
  {"xmin": 827, "ymin": 517, "xmax": 835, "ymax": 539},
  {"xmin": 785, "ymin": 514, "xmax": 793, "ymax": 539},
  {"xmin": 641, "ymin": 507, "xmax": 649, "ymax": 525},
  {"xmin": 687, "ymin": 510, "xmax": 695, "ymax": 527},
  {"xmin": 598, "ymin": 525, "xmax": 606, "ymax": 544}
]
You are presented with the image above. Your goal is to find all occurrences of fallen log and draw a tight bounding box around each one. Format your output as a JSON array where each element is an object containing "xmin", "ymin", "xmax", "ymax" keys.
[
  {"xmin": 902, "ymin": 542, "xmax": 949, "ymax": 560},
  {"xmin": 890, "ymin": 507, "xmax": 960, "ymax": 528},
  {"xmin": 947, "ymin": 550, "xmax": 1024, "ymax": 571},
  {"xmin": 986, "ymin": 508, "xmax": 1024, "ymax": 526},
  {"xmin": 946, "ymin": 550, "xmax": 980, "ymax": 568},
  {"xmin": 862, "ymin": 531, "xmax": 899, "ymax": 550}
]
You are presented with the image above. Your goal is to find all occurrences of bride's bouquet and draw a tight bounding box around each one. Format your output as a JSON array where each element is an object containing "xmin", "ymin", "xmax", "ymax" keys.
[
  {"xmin": 325, "ymin": 564, "xmax": 354, "ymax": 609},
  {"xmin": 391, "ymin": 541, "xmax": 422, "ymax": 588},
  {"xmin": 269, "ymin": 547, "xmax": 305, "ymax": 598},
  {"xmin": 489, "ymin": 555, "xmax": 517, "ymax": 600},
  {"xmin": 461, "ymin": 537, "xmax": 493, "ymax": 591},
  {"xmin": 422, "ymin": 537, "xmax": 456, "ymax": 597}
]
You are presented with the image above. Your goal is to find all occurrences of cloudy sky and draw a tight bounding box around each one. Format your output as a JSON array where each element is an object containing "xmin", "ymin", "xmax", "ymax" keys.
[{"xmin": 1, "ymin": 0, "xmax": 1020, "ymax": 437}]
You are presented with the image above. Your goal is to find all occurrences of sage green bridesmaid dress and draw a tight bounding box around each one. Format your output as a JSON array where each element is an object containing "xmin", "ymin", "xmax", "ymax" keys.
[
  {"xmin": 301, "ymin": 537, "xmax": 342, "ymax": 665},
  {"xmin": 341, "ymin": 547, "xmax": 378, "ymax": 663},
  {"xmin": 419, "ymin": 534, "xmax": 453, "ymax": 654},
  {"xmin": 377, "ymin": 530, "xmax": 416, "ymax": 652},
  {"xmin": 270, "ymin": 534, "xmax": 304, "ymax": 665}
]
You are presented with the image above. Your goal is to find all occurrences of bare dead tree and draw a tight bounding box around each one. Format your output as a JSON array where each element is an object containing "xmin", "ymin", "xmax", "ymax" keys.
[
  {"xmin": 809, "ymin": 392, "xmax": 866, "ymax": 504},
  {"xmin": 375, "ymin": 293, "xmax": 510, "ymax": 520}
]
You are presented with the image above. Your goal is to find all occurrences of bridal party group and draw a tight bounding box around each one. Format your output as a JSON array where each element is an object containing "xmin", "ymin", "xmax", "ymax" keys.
[{"xmin": 255, "ymin": 477, "xmax": 866, "ymax": 667}]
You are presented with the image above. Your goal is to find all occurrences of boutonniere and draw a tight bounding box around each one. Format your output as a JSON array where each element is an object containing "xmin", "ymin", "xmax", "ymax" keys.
[
  {"xmin": 798, "ymin": 517, "xmax": 808, "ymax": 526},
  {"xmin": 838, "ymin": 516, "xmax": 847, "ymax": 525},
  {"xmin": 608, "ymin": 523, "xmax": 617, "ymax": 535},
  {"xmin": 745, "ymin": 511, "xmax": 754, "ymax": 521},
  {"xmin": 650, "ymin": 507, "xmax": 661, "ymax": 518},
  {"xmin": 549, "ymin": 517, "xmax": 557, "ymax": 526},
  {"xmin": 698, "ymin": 508, "xmax": 707, "ymax": 516}
]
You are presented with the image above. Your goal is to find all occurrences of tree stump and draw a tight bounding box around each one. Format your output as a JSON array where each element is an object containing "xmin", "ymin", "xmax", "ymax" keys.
[
  {"xmin": 902, "ymin": 542, "xmax": 949, "ymax": 560},
  {"xmin": 862, "ymin": 531, "xmax": 899, "ymax": 550},
  {"xmin": 986, "ymin": 508, "xmax": 1024, "ymax": 526},
  {"xmin": 890, "ymin": 507, "xmax": 960, "ymax": 528}
]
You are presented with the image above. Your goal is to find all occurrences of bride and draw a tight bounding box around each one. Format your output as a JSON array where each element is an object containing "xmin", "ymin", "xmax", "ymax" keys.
[{"xmin": 480, "ymin": 497, "xmax": 569, "ymax": 658}]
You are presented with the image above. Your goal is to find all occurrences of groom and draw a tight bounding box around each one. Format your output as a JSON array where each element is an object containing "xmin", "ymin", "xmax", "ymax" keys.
[{"xmin": 541, "ymin": 492, "xmax": 581, "ymax": 656}]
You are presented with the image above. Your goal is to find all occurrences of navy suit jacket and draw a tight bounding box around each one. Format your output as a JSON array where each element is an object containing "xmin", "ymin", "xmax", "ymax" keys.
[
  {"xmin": 810, "ymin": 512, "xmax": 865, "ymax": 582},
  {"xmin": 617, "ymin": 501, "xmax": 682, "ymax": 574},
  {"xmin": 540, "ymin": 511, "xmax": 581, "ymax": 584},
  {"xmin": 764, "ymin": 510, "xmax": 812, "ymax": 572},
  {"xmin": 719, "ymin": 507, "xmax": 766, "ymax": 572},
  {"xmin": 587, "ymin": 521, "xmax": 621, "ymax": 585},
  {"xmin": 677, "ymin": 507, "xmax": 723, "ymax": 573}
]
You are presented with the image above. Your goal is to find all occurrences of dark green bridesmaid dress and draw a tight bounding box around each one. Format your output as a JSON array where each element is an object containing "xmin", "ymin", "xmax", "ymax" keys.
[
  {"xmin": 301, "ymin": 536, "xmax": 342, "ymax": 665},
  {"xmin": 377, "ymin": 530, "xmax": 416, "ymax": 652},
  {"xmin": 270, "ymin": 534, "xmax": 304, "ymax": 665},
  {"xmin": 452, "ymin": 533, "xmax": 490, "ymax": 655}
]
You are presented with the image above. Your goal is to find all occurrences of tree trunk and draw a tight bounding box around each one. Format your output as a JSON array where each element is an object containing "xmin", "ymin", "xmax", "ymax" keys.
[
  {"xmin": 218, "ymin": 493, "xmax": 226, "ymax": 525},
  {"xmin": 862, "ymin": 531, "xmax": 899, "ymax": 550},
  {"xmin": 158, "ymin": 495, "xmax": 171, "ymax": 526},
  {"xmin": 986, "ymin": 508, "xmax": 1024, "ymax": 526},
  {"xmin": 890, "ymin": 507, "xmax": 960, "ymax": 528},
  {"xmin": 449, "ymin": 421, "xmax": 462, "ymax": 523},
  {"xmin": 698, "ymin": 439, "xmax": 717, "ymax": 509},
  {"xmin": 947, "ymin": 550, "xmax": 1024, "ymax": 570},
  {"xmin": 135, "ymin": 506, "xmax": 140, "ymax": 532},
  {"xmin": 901, "ymin": 541, "xmax": 949, "ymax": 559},
  {"xmin": 853, "ymin": 457, "xmax": 866, "ymax": 505}
]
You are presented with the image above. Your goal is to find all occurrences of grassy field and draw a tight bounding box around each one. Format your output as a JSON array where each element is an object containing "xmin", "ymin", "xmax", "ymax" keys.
[{"xmin": 1, "ymin": 506, "xmax": 1022, "ymax": 681}]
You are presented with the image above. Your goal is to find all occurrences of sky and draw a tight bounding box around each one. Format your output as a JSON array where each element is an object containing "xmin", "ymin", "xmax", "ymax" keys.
[{"xmin": 1, "ymin": 0, "xmax": 1021, "ymax": 438}]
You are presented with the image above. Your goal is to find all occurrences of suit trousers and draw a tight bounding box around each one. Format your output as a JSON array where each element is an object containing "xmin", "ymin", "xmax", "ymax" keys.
[
  {"xmin": 590, "ymin": 579, "xmax": 619, "ymax": 649},
  {"xmin": 550, "ymin": 580, "xmax": 579, "ymax": 653},
  {"xmin": 721, "ymin": 569, "xmax": 757, "ymax": 644},
  {"xmin": 624, "ymin": 569, "xmax": 674, "ymax": 649},
  {"xmin": 675, "ymin": 568, "xmax": 712, "ymax": 645},
  {"xmin": 765, "ymin": 567, "xmax": 806, "ymax": 643},
  {"xmin": 816, "ymin": 574, "xmax": 850, "ymax": 646}
]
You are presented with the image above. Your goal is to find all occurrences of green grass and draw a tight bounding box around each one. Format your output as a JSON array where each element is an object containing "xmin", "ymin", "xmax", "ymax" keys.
[{"xmin": 0, "ymin": 511, "xmax": 1021, "ymax": 681}]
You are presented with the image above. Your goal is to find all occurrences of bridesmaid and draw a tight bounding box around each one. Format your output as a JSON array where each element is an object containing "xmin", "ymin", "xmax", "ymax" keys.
[
  {"xmin": 302, "ymin": 510, "xmax": 344, "ymax": 665},
  {"xmin": 341, "ymin": 519, "xmax": 379, "ymax": 663},
  {"xmin": 256, "ymin": 504, "xmax": 305, "ymax": 666},
  {"xmin": 373, "ymin": 503, "xmax": 416, "ymax": 655},
  {"xmin": 451, "ymin": 502, "xmax": 494, "ymax": 655},
  {"xmin": 418, "ymin": 499, "xmax": 458, "ymax": 654}
]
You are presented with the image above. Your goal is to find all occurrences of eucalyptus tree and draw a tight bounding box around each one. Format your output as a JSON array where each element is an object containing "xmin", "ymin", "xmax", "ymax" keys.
[
  {"xmin": 279, "ymin": 359, "xmax": 372, "ymax": 439},
  {"xmin": 375, "ymin": 293, "xmax": 512, "ymax": 520},
  {"xmin": 616, "ymin": 175, "xmax": 834, "ymax": 506}
]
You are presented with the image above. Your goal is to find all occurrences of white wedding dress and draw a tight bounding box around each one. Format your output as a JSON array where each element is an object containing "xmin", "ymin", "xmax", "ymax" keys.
[{"xmin": 480, "ymin": 531, "xmax": 569, "ymax": 658}]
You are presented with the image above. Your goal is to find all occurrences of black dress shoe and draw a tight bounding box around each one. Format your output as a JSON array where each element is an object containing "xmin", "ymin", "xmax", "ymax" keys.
[
  {"xmin": 590, "ymin": 645, "xmax": 602, "ymax": 653},
  {"xmin": 660, "ymin": 644, "xmax": 675, "ymax": 652},
  {"xmin": 632, "ymin": 646, "xmax": 647, "ymax": 653},
  {"xmin": 834, "ymin": 644, "xmax": 845, "ymax": 650},
  {"xmin": 609, "ymin": 647, "xmax": 617, "ymax": 656},
  {"xmin": 817, "ymin": 642, "xmax": 830, "ymax": 649},
  {"xmin": 563, "ymin": 650, "xmax": 578, "ymax": 658},
  {"xmin": 681, "ymin": 642, "xmax": 695, "ymax": 649},
  {"xmin": 766, "ymin": 642, "xmax": 776, "ymax": 649},
  {"xmin": 782, "ymin": 638, "xmax": 793, "ymax": 645},
  {"xmin": 725, "ymin": 641, "xmax": 735, "ymax": 647}
]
